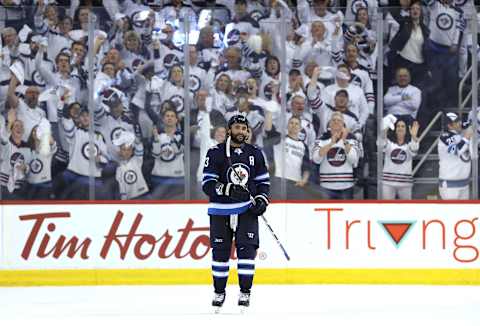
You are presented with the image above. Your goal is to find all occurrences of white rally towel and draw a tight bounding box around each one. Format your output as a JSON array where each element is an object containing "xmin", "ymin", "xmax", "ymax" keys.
[
  {"xmin": 18, "ymin": 24, "xmax": 32, "ymax": 43},
  {"xmin": 36, "ymin": 118, "xmax": 52, "ymax": 156},
  {"xmin": 9, "ymin": 61, "xmax": 25, "ymax": 85},
  {"xmin": 382, "ymin": 114, "xmax": 397, "ymax": 131}
]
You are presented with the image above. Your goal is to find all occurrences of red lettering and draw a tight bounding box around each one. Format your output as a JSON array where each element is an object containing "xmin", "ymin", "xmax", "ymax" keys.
[
  {"xmin": 175, "ymin": 219, "xmax": 209, "ymax": 259},
  {"xmin": 190, "ymin": 235, "xmax": 210, "ymax": 260},
  {"xmin": 157, "ymin": 231, "xmax": 175, "ymax": 259},
  {"xmin": 422, "ymin": 219, "xmax": 446, "ymax": 250},
  {"xmin": 345, "ymin": 219, "xmax": 361, "ymax": 250},
  {"xmin": 100, "ymin": 211, "xmax": 143, "ymax": 259},
  {"xmin": 101, "ymin": 211, "xmax": 211, "ymax": 260},
  {"xmin": 314, "ymin": 208, "xmax": 343, "ymax": 249},
  {"xmin": 453, "ymin": 218, "xmax": 479, "ymax": 263},
  {"xmin": 367, "ymin": 221, "xmax": 376, "ymax": 250},
  {"xmin": 19, "ymin": 212, "xmax": 91, "ymax": 260},
  {"xmin": 134, "ymin": 234, "xmax": 157, "ymax": 260}
]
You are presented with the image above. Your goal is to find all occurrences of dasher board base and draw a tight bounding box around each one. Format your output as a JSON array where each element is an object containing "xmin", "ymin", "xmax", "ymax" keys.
[{"xmin": 0, "ymin": 268, "xmax": 479, "ymax": 286}]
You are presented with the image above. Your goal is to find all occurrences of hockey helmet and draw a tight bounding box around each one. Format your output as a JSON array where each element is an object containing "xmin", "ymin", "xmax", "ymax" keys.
[{"xmin": 228, "ymin": 114, "xmax": 249, "ymax": 130}]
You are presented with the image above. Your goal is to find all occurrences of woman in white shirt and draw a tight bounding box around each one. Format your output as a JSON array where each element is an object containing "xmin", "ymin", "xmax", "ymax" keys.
[
  {"xmin": 382, "ymin": 117, "xmax": 420, "ymax": 199},
  {"xmin": 26, "ymin": 121, "xmax": 57, "ymax": 200}
]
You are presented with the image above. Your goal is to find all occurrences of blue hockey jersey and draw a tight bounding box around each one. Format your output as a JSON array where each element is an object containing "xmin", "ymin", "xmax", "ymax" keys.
[{"xmin": 202, "ymin": 142, "xmax": 270, "ymax": 216}]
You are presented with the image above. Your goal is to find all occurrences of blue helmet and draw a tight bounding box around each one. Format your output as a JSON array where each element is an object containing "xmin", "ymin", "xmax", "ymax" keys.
[{"xmin": 228, "ymin": 114, "xmax": 249, "ymax": 130}]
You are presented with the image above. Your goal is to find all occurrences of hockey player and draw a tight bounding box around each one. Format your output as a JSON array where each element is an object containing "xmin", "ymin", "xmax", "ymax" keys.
[
  {"xmin": 202, "ymin": 115, "xmax": 270, "ymax": 310},
  {"xmin": 438, "ymin": 112, "xmax": 472, "ymax": 200}
]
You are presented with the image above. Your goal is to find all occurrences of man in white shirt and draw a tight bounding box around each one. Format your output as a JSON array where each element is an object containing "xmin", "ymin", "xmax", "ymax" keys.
[
  {"xmin": 7, "ymin": 75, "xmax": 46, "ymax": 142},
  {"xmin": 438, "ymin": 112, "xmax": 472, "ymax": 200},
  {"xmin": 322, "ymin": 64, "xmax": 370, "ymax": 128},
  {"xmin": 384, "ymin": 67, "xmax": 422, "ymax": 122}
]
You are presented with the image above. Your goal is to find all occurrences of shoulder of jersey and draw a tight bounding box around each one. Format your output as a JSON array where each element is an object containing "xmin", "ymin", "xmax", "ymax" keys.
[
  {"xmin": 208, "ymin": 143, "xmax": 224, "ymax": 152},
  {"xmin": 452, "ymin": 5, "xmax": 464, "ymax": 14},
  {"xmin": 120, "ymin": 115, "xmax": 134, "ymax": 124},
  {"xmin": 346, "ymin": 133, "xmax": 357, "ymax": 140},
  {"xmin": 319, "ymin": 132, "xmax": 331, "ymax": 140},
  {"xmin": 18, "ymin": 140, "xmax": 30, "ymax": 148},
  {"xmin": 95, "ymin": 131, "xmax": 106, "ymax": 141},
  {"xmin": 344, "ymin": 110, "xmax": 359, "ymax": 121},
  {"xmin": 440, "ymin": 131, "xmax": 453, "ymax": 138},
  {"xmin": 439, "ymin": 131, "xmax": 454, "ymax": 142},
  {"xmin": 247, "ymin": 143, "xmax": 262, "ymax": 151}
]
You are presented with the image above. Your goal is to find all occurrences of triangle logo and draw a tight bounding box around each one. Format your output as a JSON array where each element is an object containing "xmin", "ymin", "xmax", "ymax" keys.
[{"xmin": 378, "ymin": 221, "xmax": 416, "ymax": 248}]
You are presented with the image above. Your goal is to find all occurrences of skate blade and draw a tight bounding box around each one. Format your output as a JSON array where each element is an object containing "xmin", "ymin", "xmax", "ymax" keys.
[{"xmin": 213, "ymin": 306, "xmax": 222, "ymax": 314}]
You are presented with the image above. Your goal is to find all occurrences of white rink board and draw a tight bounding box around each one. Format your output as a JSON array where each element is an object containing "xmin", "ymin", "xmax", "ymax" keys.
[{"xmin": 0, "ymin": 203, "xmax": 480, "ymax": 269}]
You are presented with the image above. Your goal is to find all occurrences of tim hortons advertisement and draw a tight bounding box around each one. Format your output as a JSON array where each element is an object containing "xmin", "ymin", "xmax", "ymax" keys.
[{"xmin": 0, "ymin": 203, "xmax": 479, "ymax": 269}]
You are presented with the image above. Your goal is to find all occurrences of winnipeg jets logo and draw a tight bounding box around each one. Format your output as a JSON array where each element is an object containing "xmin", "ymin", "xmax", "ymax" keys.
[
  {"xmin": 234, "ymin": 148, "xmax": 243, "ymax": 155},
  {"xmin": 227, "ymin": 163, "xmax": 250, "ymax": 186},
  {"xmin": 351, "ymin": 0, "xmax": 368, "ymax": 15},
  {"xmin": 10, "ymin": 152, "xmax": 25, "ymax": 167},
  {"xmin": 436, "ymin": 13, "xmax": 454, "ymax": 31},
  {"xmin": 169, "ymin": 94, "xmax": 184, "ymax": 114},
  {"xmin": 111, "ymin": 127, "xmax": 126, "ymax": 142},
  {"xmin": 189, "ymin": 75, "xmax": 201, "ymax": 93},
  {"xmin": 391, "ymin": 148, "xmax": 407, "ymax": 164},
  {"xmin": 327, "ymin": 147, "xmax": 346, "ymax": 167},
  {"xmin": 32, "ymin": 70, "xmax": 46, "ymax": 87},
  {"xmin": 160, "ymin": 143, "xmax": 176, "ymax": 162},
  {"xmin": 30, "ymin": 159, "xmax": 43, "ymax": 174},
  {"xmin": 163, "ymin": 53, "xmax": 180, "ymax": 68},
  {"xmin": 81, "ymin": 143, "xmax": 99, "ymax": 160},
  {"xmin": 124, "ymin": 170, "xmax": 138, "ymax": 184}
]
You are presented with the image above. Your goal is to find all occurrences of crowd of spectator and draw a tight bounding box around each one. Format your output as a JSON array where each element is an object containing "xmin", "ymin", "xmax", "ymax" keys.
[{"xmin": 0, "ymin": 0, "xmax": 479, "ymax": 200}]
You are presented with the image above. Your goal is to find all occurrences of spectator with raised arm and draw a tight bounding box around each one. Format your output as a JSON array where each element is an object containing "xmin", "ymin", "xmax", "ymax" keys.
[
  {"xmin": 26, "ymin": 119, "xmax": 57, "ymax": 200},
  {"xmin": 388, "ymin": 1, "xmax": 429, "ymax": 89},
  {"xmin": 381, "ymin": 116, "xmax": 420, "ymax": 199},
  {"xmin": 0, "ymin": 109, "xmax": 31, "ymax": 200},
  {"xmin": 7, "ymin": 74, "xmax": 46, "ymax": 142},
  {"xmin": 151, "ymin": 107, "xmax": 185, "ymax": 199},
  {"xmin": 312, "ymin": 112, "xmax": 361, "ymax": 199}
]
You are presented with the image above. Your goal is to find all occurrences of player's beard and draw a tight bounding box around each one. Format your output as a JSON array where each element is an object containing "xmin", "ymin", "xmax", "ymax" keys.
[{"xmin": 230, "ymin": 132, "xmax": 246, "ymax": 145}]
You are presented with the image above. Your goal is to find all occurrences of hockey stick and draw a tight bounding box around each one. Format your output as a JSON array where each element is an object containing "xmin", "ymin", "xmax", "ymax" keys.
[{"xmin": 226, "ymin": 136, "xmax": 291, "ymax": 261}]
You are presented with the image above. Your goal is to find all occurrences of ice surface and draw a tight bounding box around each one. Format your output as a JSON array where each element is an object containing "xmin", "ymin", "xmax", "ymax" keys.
[{"xmin": 0, "ymin": 284, "xmax": 478, "ymax": 326}]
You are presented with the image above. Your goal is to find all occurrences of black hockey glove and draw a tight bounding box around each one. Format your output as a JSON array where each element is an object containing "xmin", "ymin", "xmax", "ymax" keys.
[
  {"xmin": 249, "ymin": 195, "xmax": 269, "ymax": 216},
  {"xmin": 215, "ymin": 182, "xmax": 251, "ymax": 202}
]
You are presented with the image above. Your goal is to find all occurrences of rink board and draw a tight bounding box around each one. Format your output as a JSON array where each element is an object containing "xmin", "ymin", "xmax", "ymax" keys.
[{"xmin": 0, "ymin": 201, "xmax": 479, "ymax": 286}]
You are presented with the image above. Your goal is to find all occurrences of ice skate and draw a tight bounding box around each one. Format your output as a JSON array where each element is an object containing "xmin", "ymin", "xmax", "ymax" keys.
[
  {"xmin": 212, "ymin": 292, "xmax": 225, "ymax": 313},
  {"xmin": 238, "ymin": 291, "xmax": 250, "ymax": 313}
]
